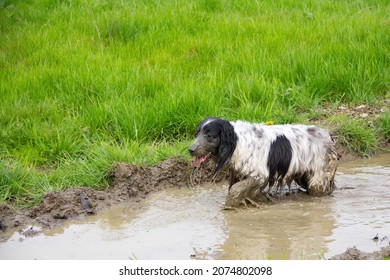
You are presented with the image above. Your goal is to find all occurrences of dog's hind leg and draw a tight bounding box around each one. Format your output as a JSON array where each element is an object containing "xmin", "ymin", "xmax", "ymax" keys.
[
  {"xmin": 307, "ymin": 146, "xmax": 339, "ymax": 196},
  {"xmin": 284, "ymin": 177, "xmax": 293, "ymax": 196}
]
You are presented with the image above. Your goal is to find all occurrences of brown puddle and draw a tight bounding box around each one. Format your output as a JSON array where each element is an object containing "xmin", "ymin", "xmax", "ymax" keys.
[{"xmin": 1, "ymin": 154, "xmax": 389, "ymax": 260}]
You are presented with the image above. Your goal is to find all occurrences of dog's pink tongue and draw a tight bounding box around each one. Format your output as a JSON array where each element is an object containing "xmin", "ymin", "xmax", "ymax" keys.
[{"xmin": 193, "ymin": 157, "xmax": 204, "ymax": 168}]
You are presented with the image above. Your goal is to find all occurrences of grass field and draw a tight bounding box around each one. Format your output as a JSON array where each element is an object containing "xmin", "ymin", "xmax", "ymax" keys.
[{"xmin": 1, "ymin": 0, "xmax": 389, "ymax": 207}]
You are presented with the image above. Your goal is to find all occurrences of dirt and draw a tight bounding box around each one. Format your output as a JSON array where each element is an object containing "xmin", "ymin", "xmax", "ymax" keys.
[
  {"xmin": 329, "ymin": 246, "xmax": 390, "ymax": 260},
  {"xmin": 311, "ymin": 100, "xmax": 389, "ymax": 126},
  {"xmin": 0, "ymin": 158, "xmax": 227, "ymax": 239}
]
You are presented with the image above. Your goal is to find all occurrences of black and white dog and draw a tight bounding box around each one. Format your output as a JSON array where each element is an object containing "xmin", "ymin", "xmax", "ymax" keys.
[{"xmin": 188, "ymin": 117, "xmax": 339, "ymax": 207}]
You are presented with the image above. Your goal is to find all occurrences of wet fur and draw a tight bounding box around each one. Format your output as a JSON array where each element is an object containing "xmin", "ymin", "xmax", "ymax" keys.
[{"xmin": 189, "ymin": 117, "xmax": 339, "ymax": 206}]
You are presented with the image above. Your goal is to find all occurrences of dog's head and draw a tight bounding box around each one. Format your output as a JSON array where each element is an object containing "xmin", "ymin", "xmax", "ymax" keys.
[{"xmin": 188, "ymin": 117, "xmax": 237, "ymax": 173}]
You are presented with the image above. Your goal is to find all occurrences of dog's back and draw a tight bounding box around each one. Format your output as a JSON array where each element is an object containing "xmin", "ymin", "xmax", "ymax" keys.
[{"xmin": 229, "ymin": 120, "xmax": 338, "ymax": 196}]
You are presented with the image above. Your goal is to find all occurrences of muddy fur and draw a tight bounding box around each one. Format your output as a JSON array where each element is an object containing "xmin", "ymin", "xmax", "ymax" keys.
[{"xmin": 189, "ymin": 117, "xmax": 340, "ymax": 207}]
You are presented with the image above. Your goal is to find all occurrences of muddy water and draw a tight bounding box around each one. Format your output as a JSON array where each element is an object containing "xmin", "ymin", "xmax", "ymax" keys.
[{"xmin": 1, "ymin": 154, "xmax": 389, "ymax": 260}]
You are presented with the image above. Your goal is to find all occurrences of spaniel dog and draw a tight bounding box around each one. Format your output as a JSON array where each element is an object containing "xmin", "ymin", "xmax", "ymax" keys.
[{"xmin": 188, "ymin": 117, "xmax": 339, "ymax": 207}]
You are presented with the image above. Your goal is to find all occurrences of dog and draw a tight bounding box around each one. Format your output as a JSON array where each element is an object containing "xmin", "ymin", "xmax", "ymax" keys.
[{"xmin": 188, "ymin": 117, "xmax": 339, "ymax": 207}]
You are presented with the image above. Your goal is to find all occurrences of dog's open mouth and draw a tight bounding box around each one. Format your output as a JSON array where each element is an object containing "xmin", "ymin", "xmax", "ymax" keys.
[{"xmin": 193, "ymin": 152, "xmax": 211, "ymax": 169}]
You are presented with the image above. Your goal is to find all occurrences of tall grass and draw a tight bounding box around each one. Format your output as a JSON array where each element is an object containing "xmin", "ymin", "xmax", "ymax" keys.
[
  {"xmin": 334, "ymin": 117, "xmax": 379, "ymax": 157},
  {"xmin": 1, "ymin": 0, "xmax": 389, "ymax": 207}
]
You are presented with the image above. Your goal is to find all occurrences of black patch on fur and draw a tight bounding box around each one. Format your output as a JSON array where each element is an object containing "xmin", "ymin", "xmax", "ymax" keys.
[
  {"xmin": 307, "ymin": 126, "xmax": 317, "ymax": 136},
  {"xmin": 204, "ymin": 118, "xmax": 238, "ymax": 173},
  {"xmin": 267, "ymin": 135, "xmax": 292, "ymax": 186},
  {"xmin": 294, "ymin": 172, "xmax": 310, "ymax": 190},
  {"xmin": 252, "ymin": 126, "xmax": 263, "ymax": 138}
]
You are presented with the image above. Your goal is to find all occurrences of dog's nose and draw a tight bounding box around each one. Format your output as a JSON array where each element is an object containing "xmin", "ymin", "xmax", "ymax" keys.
[{"xmin": 188, "ymin": 144, "xmax": 197, "ymax": 155}]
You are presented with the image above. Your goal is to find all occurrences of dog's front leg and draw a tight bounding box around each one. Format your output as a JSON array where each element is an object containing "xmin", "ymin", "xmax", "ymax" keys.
[
  {"xmin": 225, "ymin": 178, "xmax": 265, "ymax": 208},
  {"xmin": 228, "ymin": 168, "xmax": 239, "ymax": 191}
]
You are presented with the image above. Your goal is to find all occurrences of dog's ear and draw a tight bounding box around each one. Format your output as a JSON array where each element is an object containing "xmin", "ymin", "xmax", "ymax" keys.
[{"xmin": 215, "ymin": 120, "xmax": 237, "ymax": 173}]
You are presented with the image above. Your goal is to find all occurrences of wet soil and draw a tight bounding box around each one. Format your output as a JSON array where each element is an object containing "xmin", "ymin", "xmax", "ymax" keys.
[
  {"xmin": 1, "ymin": 154, "xmax": 389, "ymax": 260},
  {"xmin": 0, "ymin": 158, "xmax": 227, "ymax": 239},
  {"xmin": 330, "ymin": 246, "xmax": 390, "ymax": 260}
]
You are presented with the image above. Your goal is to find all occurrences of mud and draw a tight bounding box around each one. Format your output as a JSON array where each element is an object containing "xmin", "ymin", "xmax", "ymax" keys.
[
  {"xmin": 0, "ymin": 158, "xmax": 227, "ymax": 238},
  {"xmin": 330, "ymin": 246, "xmax": 390, "ymax": 260},
  {"xmin": 1, "ymin": 153, "xmax": 389, "ymax": 260}
]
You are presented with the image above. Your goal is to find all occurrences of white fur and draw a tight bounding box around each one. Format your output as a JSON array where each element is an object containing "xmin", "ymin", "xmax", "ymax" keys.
[{"xmin": 229, "ymin": 120, "xmax": 334, "ymax": 191}]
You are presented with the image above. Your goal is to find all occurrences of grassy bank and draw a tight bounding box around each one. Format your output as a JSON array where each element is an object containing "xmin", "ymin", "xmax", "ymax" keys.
[{"xmin": 1, "ymin": 0, "xmax": 389, "ymax": 208}]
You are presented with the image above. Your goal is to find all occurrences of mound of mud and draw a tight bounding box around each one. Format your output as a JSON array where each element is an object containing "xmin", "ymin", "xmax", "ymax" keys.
[
  {"xmin": 330, "ymin": 246, "xmax": 390, "ymax": 260},
  {"xmin": 0, "ymin": 158, "xmax": 226, "ymax": 235}
]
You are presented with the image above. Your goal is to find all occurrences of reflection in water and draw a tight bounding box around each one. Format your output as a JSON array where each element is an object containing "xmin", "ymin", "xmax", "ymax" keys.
[
  {"xmin": 0, "ymin": 154, "xmax": 389, "ymax": 260},
  {"xmin": 219, "ymin": 196, "xmax": 335, "ymax": 259}
]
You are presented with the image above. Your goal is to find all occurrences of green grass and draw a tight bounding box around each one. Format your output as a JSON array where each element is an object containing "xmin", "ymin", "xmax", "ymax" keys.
[
  {"xmin": 377, "ymin": 112, "xmax": 390, "ymax": 141},
  {"xmin": 1, "ymin": 0, "xmax": 389, "ymax": 208},
  {"xmin": 333, "ymin": 117, "xmax": 380, "ymax": 156}
]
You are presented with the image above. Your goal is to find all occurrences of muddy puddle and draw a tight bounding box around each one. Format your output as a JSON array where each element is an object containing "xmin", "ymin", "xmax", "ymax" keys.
[{"xmin": 1, "ymin": 154, "xmax": 389, "ymax": 260}]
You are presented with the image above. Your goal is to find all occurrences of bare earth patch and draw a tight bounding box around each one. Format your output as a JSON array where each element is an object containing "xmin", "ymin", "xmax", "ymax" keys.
[
  {"xmin": 0, "ymin": 158, "xmax": 226, "ymax": 237},
  {"xmin": 312, "ymin": 100, "xmax": 389, "ymax": 125},
  {"xmin": 330, "ymin": 246, "xmax": 390, "ymax": 260}
]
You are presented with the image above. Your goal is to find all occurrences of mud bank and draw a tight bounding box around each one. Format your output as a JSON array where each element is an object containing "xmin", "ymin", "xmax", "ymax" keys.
[
  {"xmin": 330, "ymin": 246, "xmax": 390, "ymax": 260},
  {"xmin": 0, "ymin": 158, "xmax": 226, "ymax": 236}
]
